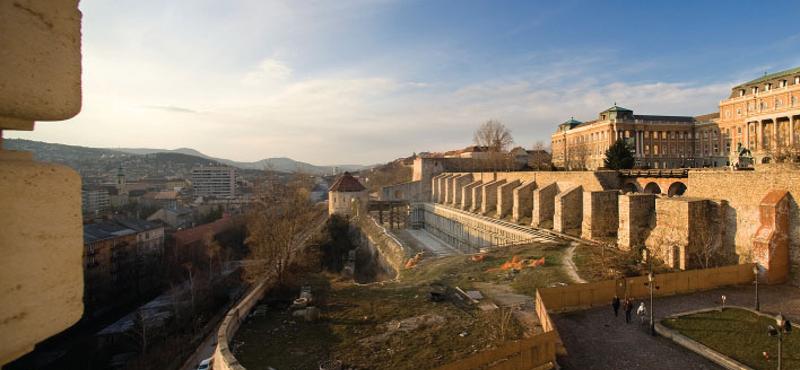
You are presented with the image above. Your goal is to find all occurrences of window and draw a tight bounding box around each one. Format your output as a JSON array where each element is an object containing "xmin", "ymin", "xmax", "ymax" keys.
[
  {"xmin": 737, "ymin": 126, "xmax": 742, "ymax": 134},
  {"xmin": 748, "ymin": 104, "xmax": 754, "ymax": 112},
  {"xmin": 762, "ymin": 102, "xmax": 768, "ymax": 109},
  {"xmin": 737, "ymin": 108, "xmax": 741, "ymax": 115},
  {"xmin": 765, "ymin": 83, "xmax": 772, "ymax": 91},
  {"xmin": 739, "ymin": 89, "xmax": 745, "ymax": 97},
  {"xmin": 725, "ymin": 110, "xmax": 730, "ymax": 118},
  {"xmin": 794, "ymin": 96, "xmax": 798, "ymax": 105},
  {"xmin": 679, "ymin": 132, "xmax": 684, "ymax": 139},
  {"xmin": 780, "ymin": 80, "xmax": 787, "ymax": 88},
  {"xmin": 795, "ymin": 76, "xmax": 800, "ymax": 84},
  {"xmin": 713, "ymin": 143, "xmax": 718, "ymax": 153},
  {"xmin": 752, "ymin": 86, "xmax": 759, "ymax": 94},
  {"xmin": 776, "ymin": 99, "xmax": 782, "ymax": 107},
  {"xmin": 750, "ymin": 125, "xmax": 755, "ymax": 132},
  {"xmin": 671, "ymin": 132, "xmax": 676, "ymax": 140}
]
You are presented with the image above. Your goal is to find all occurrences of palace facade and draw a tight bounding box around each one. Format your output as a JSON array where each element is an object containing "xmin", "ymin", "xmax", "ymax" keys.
[{"xmin": 552, "ymin": 66, "xmax": 800, "ymax": 169}]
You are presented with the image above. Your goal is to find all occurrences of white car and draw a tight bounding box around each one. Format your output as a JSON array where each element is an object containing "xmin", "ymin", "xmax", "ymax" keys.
[{"xmin": 198, "ymin": 357, "xmax": 213, "ymax": 370}]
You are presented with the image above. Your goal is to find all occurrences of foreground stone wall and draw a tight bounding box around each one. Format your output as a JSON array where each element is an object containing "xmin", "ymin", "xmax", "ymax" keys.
[
  {"xmin": 512, "ymin": 181, "xmax": 537, "ymax": 223},
  {"xmin": 554, "ymin": 185, "xmax": 583, "ymax": 233},
  {"xmin": 688, "ymin": 168, "xmax": 800, "ymax": 286},
  {"xmin": 1, "ymin": 1, "xmax": 85, "ymax": 365}
]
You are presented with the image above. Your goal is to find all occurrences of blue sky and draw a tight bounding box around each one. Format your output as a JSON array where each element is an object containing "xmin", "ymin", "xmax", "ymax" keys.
[{"xmin": 12, "ymin": 0, "xmax": 800, "ymax": 165}]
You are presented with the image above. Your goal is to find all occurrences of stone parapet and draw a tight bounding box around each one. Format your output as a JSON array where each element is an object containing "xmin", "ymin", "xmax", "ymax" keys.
[
  {"xmin": 461, "ymin": 180, "xmax": 482, "ymax": 211},
  {"xmin": 752, "ymin": 190, "xmax": 790, "ymax": 284},
  {"xmin": 532, "ymin": 182, "xmax": 559, "ymax": 228},
  {"xmin": 496, "ymin": 180, "xmax": 520, "ymax": 219},
  {"xmin": 581, "ymin": 190, "xmax": 619, "ymax": 239},
  {"xmin": 480, "ymin": 179, "xmax": 506, "ymax": 215},
  {"xmin": 512, "ymin": 181, "xmax": 537, "ymax": 224},
  {"xmin": 452, "ymin": 174, "xmax": 473, "ymax": 207},
  {"xmin": 617, "ymin": 194, "xmax": 656, "ymax": 251},
  {"xmin": 554, "ymin": 185, "xmax": 583, "ymax": 233}
]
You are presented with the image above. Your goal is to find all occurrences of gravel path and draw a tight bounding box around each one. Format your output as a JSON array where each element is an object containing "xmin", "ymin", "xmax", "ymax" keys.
[{"xmin": 563, "ymin": 243, "xmax": 587, "ymax": 284}]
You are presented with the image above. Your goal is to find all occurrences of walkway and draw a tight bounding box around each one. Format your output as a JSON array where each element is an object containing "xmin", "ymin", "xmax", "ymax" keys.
[
  {"xmin": 393, "ymin": 228, "xmax": 459, "ymax": 257},
  {"xmin": 552, "ymin": 284, "xmax": 800, "ymax": 370},
  {"xmin": 563, "ymin": 243, "xmax": 586, "ymax": 284}
]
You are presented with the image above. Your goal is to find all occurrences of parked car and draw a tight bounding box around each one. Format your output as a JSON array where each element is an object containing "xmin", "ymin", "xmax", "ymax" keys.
[{"xmin": 198, "ymin": 357, "xmax": 213, "ymax": 370}]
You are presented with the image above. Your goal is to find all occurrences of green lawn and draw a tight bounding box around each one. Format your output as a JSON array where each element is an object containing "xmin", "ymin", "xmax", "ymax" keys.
[{"xmin": 662, "ymin": 308, "xmax": 799, "ymax": 370}]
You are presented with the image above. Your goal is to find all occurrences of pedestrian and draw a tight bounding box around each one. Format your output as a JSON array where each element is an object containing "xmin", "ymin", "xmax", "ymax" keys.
[
  {"xmin": 612, "ymin": 295, "xmax": 621, "ymax": 317},
  {"xmin": 624, "ymin": 298, "xmax": 633, "ymax": 323},
  {"xmin": 637, "ymin": 302, "xmax": 647, "ymax": 325}
]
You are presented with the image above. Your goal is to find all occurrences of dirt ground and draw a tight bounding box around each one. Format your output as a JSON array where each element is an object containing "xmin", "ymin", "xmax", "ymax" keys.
[{"xmin": 233, "ymin": 241, "xmax": 575, "ymax": 370}]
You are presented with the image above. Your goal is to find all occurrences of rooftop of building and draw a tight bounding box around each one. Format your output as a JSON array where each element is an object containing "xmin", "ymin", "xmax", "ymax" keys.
[
  {"xmin": 113, "ymin": 218, "xmax": 163, "ymax": 232},
  {"xmin": 329, "ymin": 171, "xmax": 366, "ymax": 192},
  {"xmin": 733, "ymin": 66, "xmax": 800, "ymax": 89},
  {"xmin": 172, "ymin": 217, "xmax": 236, "ymax": 247},
  {"xmin": 84, "ymin": 221, "xmax": 137, "ymax": 244}
]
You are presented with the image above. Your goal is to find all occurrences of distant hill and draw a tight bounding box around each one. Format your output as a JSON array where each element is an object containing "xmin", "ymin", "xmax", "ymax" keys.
[
  {"xmin": 4, "ymin": 139, "xmax": 372, "ymax": 177},
  {"xmin": 111, "ymin": 147, "xmax": 371, "ymax": 174}
]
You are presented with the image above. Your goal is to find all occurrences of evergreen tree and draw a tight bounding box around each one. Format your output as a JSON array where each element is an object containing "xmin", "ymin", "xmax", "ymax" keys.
[{"xmin": 603, "ymin": 139, "xmax": 635, "ymax": 170}]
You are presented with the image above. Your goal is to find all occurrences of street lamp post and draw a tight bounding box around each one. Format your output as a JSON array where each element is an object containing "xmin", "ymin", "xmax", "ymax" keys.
[
  {"xmin": 648, "ymin": 272, "xmax": 655, "ymax": 336},
  {"xmin": 768, "ymin": 312, "xmax": 792, "ymax": 370},
  {"xmin": 753, "ymin": 264, "xmax": 760, "ymax": 311}
]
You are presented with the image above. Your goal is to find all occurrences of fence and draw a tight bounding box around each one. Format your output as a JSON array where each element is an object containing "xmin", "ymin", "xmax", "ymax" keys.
[
  {"xmin": 213, "ymin": 277, "xmax": 271, "ymax": 370},
  {"xmin": 430, "ymin": 331, "xmax": 557, "ymax": 370},
  {"xmin": 537, "ymin": 263, "xmax": 756, "ymax": 311}
]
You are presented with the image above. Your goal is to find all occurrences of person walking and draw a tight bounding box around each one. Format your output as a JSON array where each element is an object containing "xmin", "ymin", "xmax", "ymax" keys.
[
  {"xmin": 637, "ymin": 302, "xmax": 647, "ymax": 325},
  {"xmin": 624, "ymin": 298, "xmax": 633, "ymax": 323},
  {"xmin": 612, "ymin": 295, "xmax": 621, "ymax": 317}
]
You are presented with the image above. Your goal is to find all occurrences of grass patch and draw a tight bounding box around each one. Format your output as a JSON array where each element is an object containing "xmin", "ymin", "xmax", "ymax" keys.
[
  {"xmin": 402, "ymin": 242, "xmax": 572, "ymax": 295},
  {"xmin": 662, "ymin": 308, "xmax": 799, "ymax": 370}
]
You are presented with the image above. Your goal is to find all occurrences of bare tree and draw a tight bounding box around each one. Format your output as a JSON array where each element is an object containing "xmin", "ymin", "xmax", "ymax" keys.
[
  {"xmin": 528, "ymin": 141, "xmax": 553, "ymax": 170},
  {"xmin": 244, "ymin": 169, "xmax": 320, "ymax": 285},
  {"xmin": 474, "ymin": 119, "xmax": 514, "ymax": 153},
  {"xmin": 567, "ymin": 143, "xmax": 589, "ymax": 170},
  {"xmin": 202, "ymin": 231, "xmax": 222, "ymax": 277}
]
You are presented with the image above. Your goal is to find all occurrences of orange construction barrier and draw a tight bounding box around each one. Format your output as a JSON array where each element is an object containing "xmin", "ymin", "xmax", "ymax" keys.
[
  {"xmin": 471, "ymin": 254, "xmax": 486, "ymax": 262},
  {"xmin": 405, "ymin": 253, "xmax": 423, "ymax": 269},
  {"xmin": 487, "ymin": 255, "xmax": 545, "ymax": 272}
]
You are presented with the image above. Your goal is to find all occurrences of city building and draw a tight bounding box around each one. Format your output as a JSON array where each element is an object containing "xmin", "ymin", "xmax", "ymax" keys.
[
  {"xmin": 139, "ymin": 190, "xmax": 179, "ymax": 208},
  {"xmin": 191, "ymin": 166, "xmax": 236, "ymax": 198},
  {"xmin": 81, "ymin": 185, "xmax": 110, "ymax": 213},
  {"xmin": 83, "ymin": 221, "xmax": 137, "ymax": 314},
  {"xmin": 552, "ymin": 66, "xmax": 800, "ymax": 169},
  {"xmin": 328, "ymin": 172, "xmax": 367, "ymax": 217},
  {"xmin": 147, "ymin": 205, "xmax": 196, "ymax": 229},
  {"xmin": 113, "ymin": 218, "xmax": 165, "ymax": 254}
]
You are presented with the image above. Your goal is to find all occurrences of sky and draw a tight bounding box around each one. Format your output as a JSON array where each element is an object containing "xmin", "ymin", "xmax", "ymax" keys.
[{"xmin": 11, "ymin": 0, "xmax": 800, "ymax": 165}]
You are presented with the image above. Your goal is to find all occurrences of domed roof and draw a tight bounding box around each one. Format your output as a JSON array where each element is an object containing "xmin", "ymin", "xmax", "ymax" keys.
[{"xmin": 329, "ymin": 172, "xmax": 365, "ymax": 192}]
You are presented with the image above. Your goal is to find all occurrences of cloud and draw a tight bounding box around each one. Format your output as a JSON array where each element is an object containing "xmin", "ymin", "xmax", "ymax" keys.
[
  {"xmin": 142, "ymin": 105, "xmax": 198, "ymax": 114},
  {"xmin": 241, "ymin": 59, "xmax": 293, "ymax": 86}
]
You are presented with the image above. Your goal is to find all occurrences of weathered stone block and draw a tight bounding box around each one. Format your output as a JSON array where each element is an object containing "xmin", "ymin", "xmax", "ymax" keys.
[
  {"xmin": 512, "ymin": 181, "xmax": 537, "ymax": 224},
  {"xmin": 554, "ymin": 185, "xmax": 583, "ymax": 233},
  {"xmin": 462, "ymin": 180, "xmax": 482, "ymax": 210},
  {"xmin": 618, "ymin": 194, "xmax": 656, "ymax": 251},
  {"xmin": 532, "ymin": 182, "xmax": 559, "ymax": 227},
  {"xmin": 481, "ymin": 179, "xmax": 506, "ymax": 215},
  {"xmin": 496, "ymin": 180, "xmax": 520, "ymax": 219},
  {"xmin": 0, "ymin": 0, "xmax": 82, "ymax": 124},
  {"xmin": 752, "ymin": 190, "xmax": 791, "ymax": 284},
  {"xmin": 452, "ymin": 174, "xmax": 473, "ymax": 207},
  {"xmin": 581, "ymin": 190, "xmax": 619, "ymax": 239},
  {"xmin": 0, "ymin": 159, "xmax": 84, "ymax": 365}
]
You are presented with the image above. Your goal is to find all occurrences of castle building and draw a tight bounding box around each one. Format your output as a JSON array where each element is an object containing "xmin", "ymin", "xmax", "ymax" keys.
[
  {"xmin": 717, "ymin": 66, "xmax": 800, "ymax": 164},
  {"xmin": 552, "ymin": 66, "xmax": 800, "ymax": 169},
  {"xmin": 328, "ymin": 172, "xmax": 367, "ymax": 217}
]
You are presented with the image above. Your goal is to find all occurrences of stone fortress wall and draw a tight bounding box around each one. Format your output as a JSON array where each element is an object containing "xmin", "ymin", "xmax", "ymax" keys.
[{"xmin": 416, "ymin": 165, "xmax": 800, "ymax": 287}]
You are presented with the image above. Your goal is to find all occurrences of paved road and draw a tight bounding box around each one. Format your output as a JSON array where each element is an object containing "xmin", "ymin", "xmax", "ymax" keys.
[{"xmin": 552, "ymin": 284, "xmax": 800, "ymax": 370}]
